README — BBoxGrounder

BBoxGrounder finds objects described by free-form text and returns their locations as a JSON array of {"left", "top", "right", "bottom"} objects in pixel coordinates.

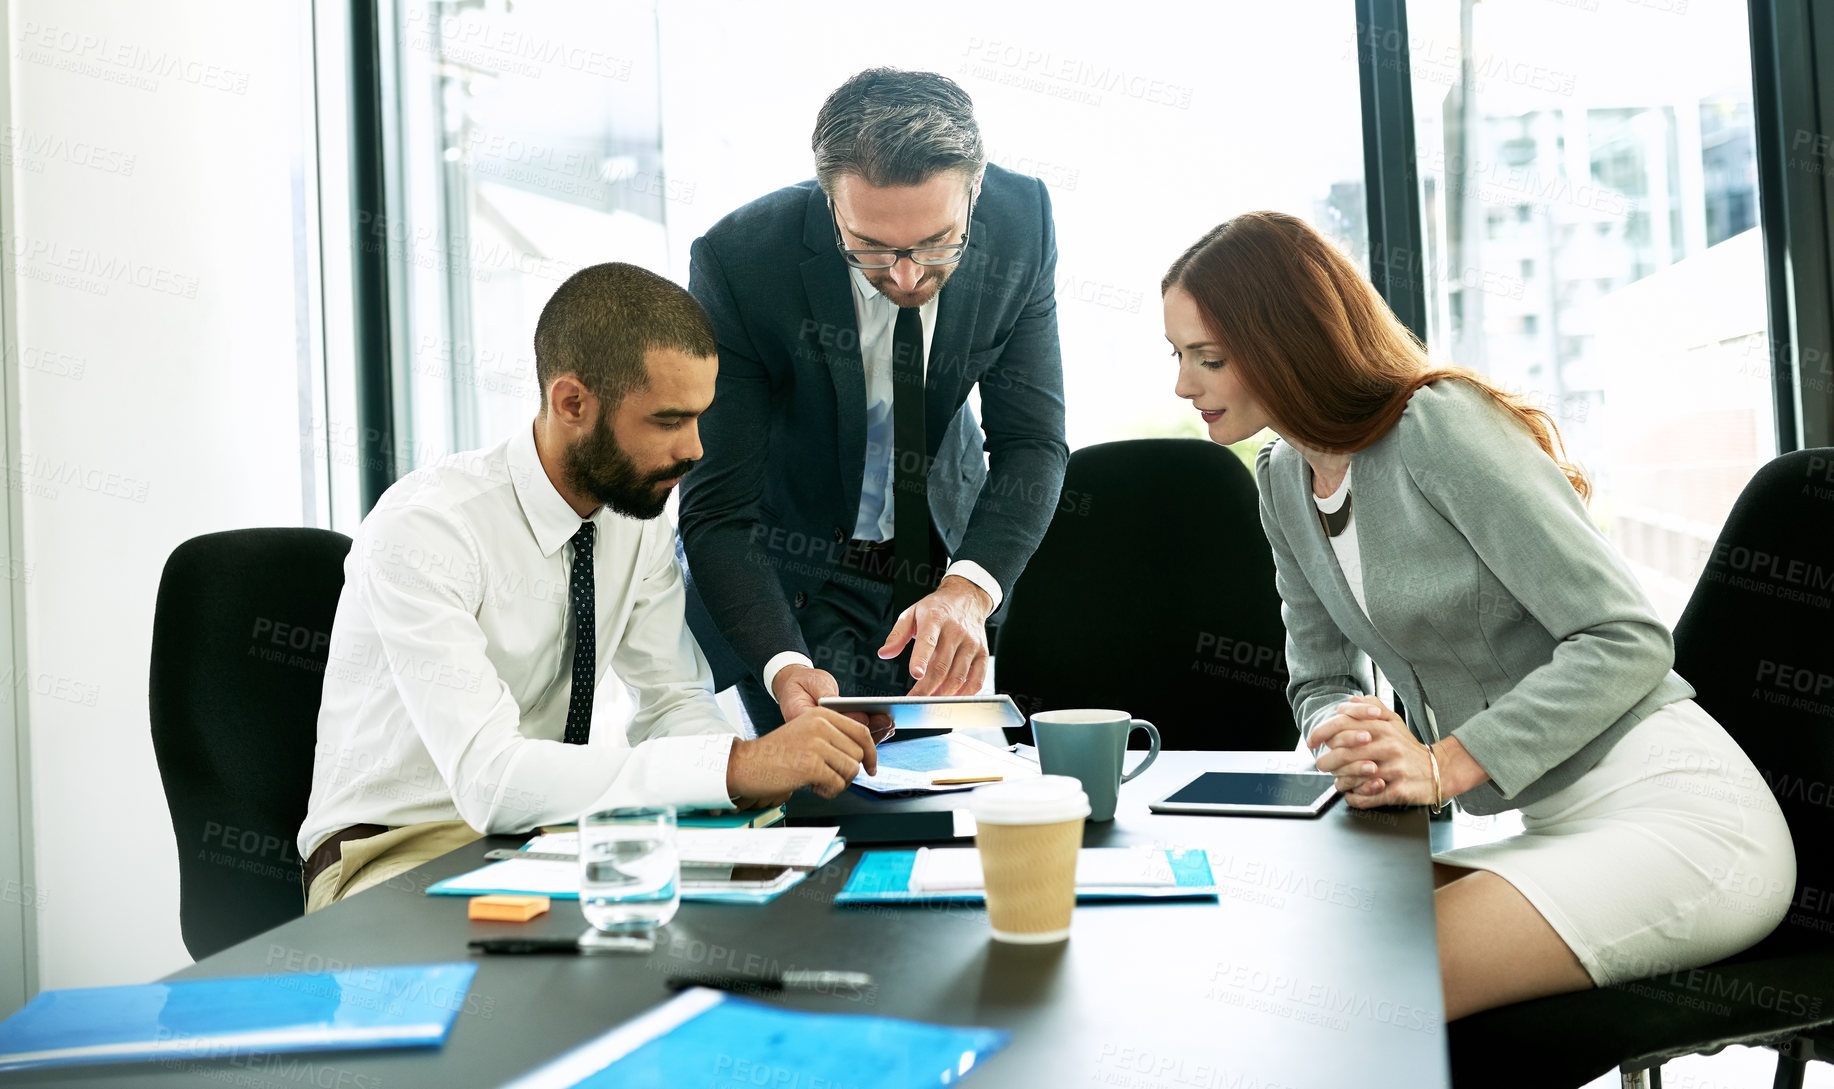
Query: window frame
[
  {"left": 1748, "top": 0, "right": 1834, "bottom": 450},
  {"left": 1354, "top": 0, "right": 1832, "bottom": 455}
]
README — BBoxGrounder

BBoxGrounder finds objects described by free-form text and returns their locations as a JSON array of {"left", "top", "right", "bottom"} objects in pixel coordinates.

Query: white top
[
  {"left": 1312, "top": 463, "right": 1366, "bottom": 618},
  {"left": 756, "top": 268, "right": 1004, "bottom": 700},
  {"left": 1312, "top": 462, "right": 1438, "bottom": 741},
  {"left": 298, "top": 422, "right": 741, "bottom": 858}
]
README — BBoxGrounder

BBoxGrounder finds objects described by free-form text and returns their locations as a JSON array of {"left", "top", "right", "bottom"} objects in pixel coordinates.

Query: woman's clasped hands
[{"left": 1306, "top": 694, "right": 1438, "bottom": 809}]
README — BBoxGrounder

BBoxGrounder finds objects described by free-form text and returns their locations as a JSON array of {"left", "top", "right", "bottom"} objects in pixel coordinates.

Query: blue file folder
[
  {"left": 500, "top": 987, "right": 1009, "bottom": 1089},
  {"left": 0, "top": 961, "right": 478, "bottom": 1074}
]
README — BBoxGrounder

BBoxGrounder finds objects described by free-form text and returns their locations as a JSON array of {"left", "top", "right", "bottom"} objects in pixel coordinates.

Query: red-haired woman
[{"left": 1163, "top": 211, "right": 1793, "bottom": 1020}]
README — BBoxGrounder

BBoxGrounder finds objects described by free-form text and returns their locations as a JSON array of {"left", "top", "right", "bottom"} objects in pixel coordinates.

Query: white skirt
[{"left": 1433, "top": 698, "right": 1795, "bottom": 987}]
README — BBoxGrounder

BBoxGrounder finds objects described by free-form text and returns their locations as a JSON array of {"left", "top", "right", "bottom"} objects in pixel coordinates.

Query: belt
[{"left": 303, "top": 823, "right": 389, "bottom": 891}]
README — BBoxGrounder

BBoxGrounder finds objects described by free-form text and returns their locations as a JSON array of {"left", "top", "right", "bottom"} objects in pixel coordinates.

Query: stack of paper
[
  {"left": 851, "top": 733, "right": 1041, "bottom": 795},
  {"left": 426, "top": 828, "right": 845, "bottom": 903},
  {"left": 524, "top": 827, "right": 840, "bottom": 868}
]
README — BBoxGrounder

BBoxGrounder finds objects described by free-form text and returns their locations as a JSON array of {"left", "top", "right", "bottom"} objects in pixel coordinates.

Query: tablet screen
[
  {"left": 1160, "top": 772, "right": 1337, "bottom": 808},
  {"left": 819, "top": 696, "right": 1025, "bottom": 730}
]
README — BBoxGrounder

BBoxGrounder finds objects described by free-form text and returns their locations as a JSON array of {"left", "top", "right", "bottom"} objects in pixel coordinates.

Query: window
[
  {"left": 388, "top": 0, "right": 669, "bottom": 459},
  {"left": 383, "top": 0, "right": 1369, "bottom": 459},
  {"left": 1405, "top": 0, "right": 1773, "bottom": 623}
]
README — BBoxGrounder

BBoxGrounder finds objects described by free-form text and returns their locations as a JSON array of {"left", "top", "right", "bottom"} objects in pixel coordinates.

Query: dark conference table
[{"left": 17, "top": 751, "right": 1450, "bottom": 1089}]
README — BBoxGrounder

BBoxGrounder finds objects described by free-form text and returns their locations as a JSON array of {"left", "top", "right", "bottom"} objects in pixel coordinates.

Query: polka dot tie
[{"left": 562, "top": 521, "right": 595, "bottom": 745}]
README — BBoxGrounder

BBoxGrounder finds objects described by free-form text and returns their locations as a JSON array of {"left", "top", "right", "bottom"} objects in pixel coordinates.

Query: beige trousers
[{"left": 302, "top": 820, "right": 483, "bottom": 913}]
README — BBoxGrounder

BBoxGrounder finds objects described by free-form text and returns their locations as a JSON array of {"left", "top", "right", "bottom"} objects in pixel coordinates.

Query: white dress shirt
[
  {"left": 758, "top": 270, "right": 1004, "bottom": 699},
  {"left": 299, "top": 422, "right": 740, "bottom": 858},
  {"left": 850, "top": 267, "right": 939, "bottom": 543}
]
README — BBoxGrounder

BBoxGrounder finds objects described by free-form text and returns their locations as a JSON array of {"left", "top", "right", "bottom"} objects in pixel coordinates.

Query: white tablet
[
  {"left": 817, "top": 694, "right": 1025, "bottom": 730},
  {"left": 1148, "top": 772, "right": 1340, "bottom": 818}
]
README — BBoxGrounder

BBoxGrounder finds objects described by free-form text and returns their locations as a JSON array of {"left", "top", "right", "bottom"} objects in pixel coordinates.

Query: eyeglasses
[{"left": 829, "top": 195, "right": 975, "bottom": 269}]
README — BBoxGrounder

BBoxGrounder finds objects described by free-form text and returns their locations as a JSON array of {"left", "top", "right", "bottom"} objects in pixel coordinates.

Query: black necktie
[
  {"left": 891, "top": 305, "right": 929, "bottom": 614},
  {"left": 563, "top": 521, "right": 595, "bottom": 745}
]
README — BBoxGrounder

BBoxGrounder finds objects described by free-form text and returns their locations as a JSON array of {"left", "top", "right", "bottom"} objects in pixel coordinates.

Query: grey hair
[
  {"left": 812, "top": 68, "right": 984, "bottom": 194},
  {"left": 533, "top": 262, "right": 714, "bottom": 411}
]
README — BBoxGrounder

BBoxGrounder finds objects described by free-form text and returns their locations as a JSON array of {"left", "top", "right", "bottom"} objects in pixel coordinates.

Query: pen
[
  {"left": 469, "top": 938, "right": 583, "bottom": 955},
  {"left": 666, "top": 971, "right": 874, "bottom": 993}
]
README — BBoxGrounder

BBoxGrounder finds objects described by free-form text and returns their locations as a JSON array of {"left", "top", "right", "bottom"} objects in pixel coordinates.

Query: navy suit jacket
[{"left": 678, "top": 164, "right": 1069, "bottom": 686}]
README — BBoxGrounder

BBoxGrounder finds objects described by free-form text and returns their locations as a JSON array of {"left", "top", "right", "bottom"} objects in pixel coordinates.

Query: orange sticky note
[{"left": 468, "top": 894, "right": 550, "bottom": 922}]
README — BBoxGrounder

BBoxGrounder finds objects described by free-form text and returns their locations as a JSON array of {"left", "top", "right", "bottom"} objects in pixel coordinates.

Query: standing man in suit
[{"left": 679, "top": 68, "right": 1068, "bottom": 732}]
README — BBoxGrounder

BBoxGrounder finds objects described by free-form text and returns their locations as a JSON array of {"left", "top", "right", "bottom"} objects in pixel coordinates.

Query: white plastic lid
[{"left": 969, "top": 774, "right": 1091, "bottom": 825}]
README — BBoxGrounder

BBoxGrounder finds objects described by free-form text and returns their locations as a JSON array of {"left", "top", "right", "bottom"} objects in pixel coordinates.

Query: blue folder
[
  {"left": 500, "top": 987, "right": 1009, "bottom": 1089},
  {"left": 833, "top": 848, "right": 1218, "bottom": 905},
  {"left": 0, "top": 962, "right": 478, "bottom": 1074}
]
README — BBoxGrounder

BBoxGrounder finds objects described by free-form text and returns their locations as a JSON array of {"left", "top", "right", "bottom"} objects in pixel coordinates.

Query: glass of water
[{"left": 579, "top": 806, "right": 679, "bottom": 942}]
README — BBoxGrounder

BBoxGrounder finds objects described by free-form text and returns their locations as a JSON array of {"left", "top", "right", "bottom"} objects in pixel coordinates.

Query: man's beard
[
  {"left": 561, "top": 416, "right": 694, "bottom": 520},
  {"left": 865, "top": 261, "right": 958, "bottom": 308}
]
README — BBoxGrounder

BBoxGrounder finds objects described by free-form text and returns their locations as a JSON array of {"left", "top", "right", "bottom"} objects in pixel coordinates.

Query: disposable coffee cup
[{"left": 968, "top": 775, "right": 1090, "bottom": 944}]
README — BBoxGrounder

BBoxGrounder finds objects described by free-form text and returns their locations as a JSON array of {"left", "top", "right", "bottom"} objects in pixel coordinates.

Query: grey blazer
[{"left": 1255, "top": 379, "right": 1694, "bottom": 815}]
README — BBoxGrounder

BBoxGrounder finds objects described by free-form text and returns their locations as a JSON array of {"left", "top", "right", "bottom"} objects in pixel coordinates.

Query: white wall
[{"left": 8, "top": 0, "right": 314, "bottom": 990}]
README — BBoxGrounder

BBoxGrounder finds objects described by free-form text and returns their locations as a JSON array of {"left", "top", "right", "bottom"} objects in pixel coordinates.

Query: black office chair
[
  {"left": 994, "top": 438, "right": 1295, "bottom": 750},
  {"left": 1447, "top": 447, "right": 1834, "bottom": 1088},
  {"left": 149, "top": 528, "right": 351, "bottom": 960}
]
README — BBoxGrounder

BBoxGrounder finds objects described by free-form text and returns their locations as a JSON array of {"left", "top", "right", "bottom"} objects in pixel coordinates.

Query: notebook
[
  {"left": 678, "top": 805, "right": 785, "bottom": 829},
  {"left": 539, "top": 804, "right": 785, "bottom": 835},
  {"left": 526, "top": 827, "right": 842, "bottom": 868},
  {"left": 0, "top": 962, "right": 478, "bottom": 1074},
  {"left": 834, "top": 847, "right": 1218, "bottom": 905},
  {"left": 498, "top": 987, "right": 1008, "bottom": 1089},
  {"left": 426, "top": 835, "right": 846, "bottom": 904}
]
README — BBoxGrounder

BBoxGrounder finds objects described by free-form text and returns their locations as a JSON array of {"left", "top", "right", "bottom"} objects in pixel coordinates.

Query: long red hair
[{"left": 1163, "top": 211, "right": 1589, "bottom": 500}]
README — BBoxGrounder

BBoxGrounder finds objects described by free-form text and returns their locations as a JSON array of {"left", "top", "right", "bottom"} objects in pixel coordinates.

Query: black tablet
[{"left": 1147, "top": 772, "right": 1340, "bottom": 818}]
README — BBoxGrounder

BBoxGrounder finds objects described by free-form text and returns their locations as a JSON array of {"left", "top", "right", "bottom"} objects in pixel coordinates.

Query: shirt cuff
[
  {"left": 944, "top": 560, "right": 1003, "bottom": 611},
  {"left": 585, "top": 733, "right": 739, "bottom": 813},
  {"left": 761, "top": 651, "right": 815, "bottom": 704}
]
